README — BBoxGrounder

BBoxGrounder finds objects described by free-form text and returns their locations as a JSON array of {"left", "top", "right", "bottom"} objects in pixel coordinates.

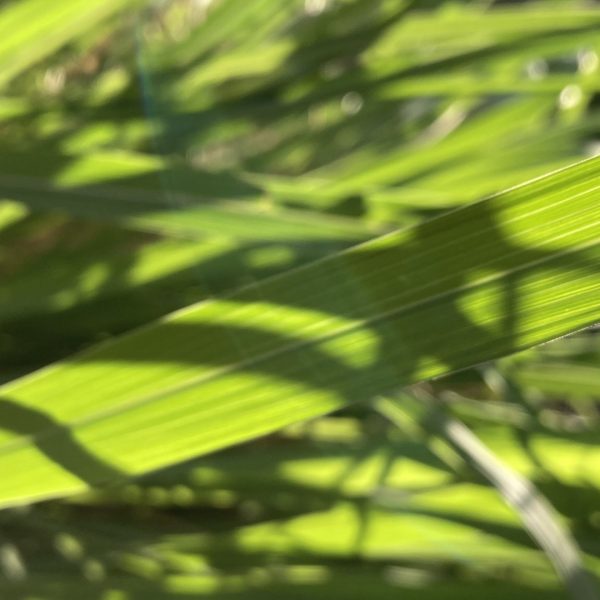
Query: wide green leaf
[{"left": 0, "top": 157, "right": 599, "bottom": 506}]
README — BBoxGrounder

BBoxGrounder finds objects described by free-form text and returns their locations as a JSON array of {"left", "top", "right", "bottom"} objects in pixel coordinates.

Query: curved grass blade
[{"left": 376, "top": 391, "right": 599, "bottom": 600}]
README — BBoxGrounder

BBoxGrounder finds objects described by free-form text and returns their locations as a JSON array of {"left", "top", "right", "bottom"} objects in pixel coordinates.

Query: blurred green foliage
[{"left": 0, "top": 0, "right": 600, "bottom": 598}]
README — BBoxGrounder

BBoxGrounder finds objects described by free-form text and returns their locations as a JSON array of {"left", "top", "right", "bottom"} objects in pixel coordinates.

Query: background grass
[{"left": 0, "top": 0, "right": 600, "bottom": 598}]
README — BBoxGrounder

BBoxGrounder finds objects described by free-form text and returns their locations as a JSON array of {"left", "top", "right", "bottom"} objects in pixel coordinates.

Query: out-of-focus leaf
[
  {"left": 0, "top": 149, "right": 373, "bottom": 242},
  {"left": 0, "top": 0, "right": 142, "bottom": 88}
]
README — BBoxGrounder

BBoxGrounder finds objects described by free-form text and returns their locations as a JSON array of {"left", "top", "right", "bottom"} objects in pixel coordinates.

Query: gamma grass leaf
[
  {"left": 0, "top": 157, "right": 599, "bottom": 506},
  {"left": 0, "top": 149, "right": 372, "bottom": 242}
]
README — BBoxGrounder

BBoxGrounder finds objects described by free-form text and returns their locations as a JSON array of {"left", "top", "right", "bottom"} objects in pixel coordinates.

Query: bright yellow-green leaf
[{"left": 0, "top": 157, "right": 599, "bottom": 507}]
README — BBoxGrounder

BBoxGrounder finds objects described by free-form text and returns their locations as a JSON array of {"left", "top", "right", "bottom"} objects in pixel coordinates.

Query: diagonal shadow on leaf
[{"left": 0, "top": 397, "right": 124, "bottom": 485}]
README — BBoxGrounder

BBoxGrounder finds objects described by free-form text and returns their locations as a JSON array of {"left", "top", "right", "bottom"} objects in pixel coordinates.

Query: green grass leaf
[
  {"left": 0, "top": 0, "right": 141, "bottom": 88},
  {"left": 0, "top": 154, "right": 599, "bottom": 507}
]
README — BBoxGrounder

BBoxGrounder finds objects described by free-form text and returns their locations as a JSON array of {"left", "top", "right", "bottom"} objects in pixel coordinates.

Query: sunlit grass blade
[
  {"left": 0, "top": 157, "right": 599, "bottom": 507},
  {"left": 0, "top": 0, "right": 142, "bottom": 89}
]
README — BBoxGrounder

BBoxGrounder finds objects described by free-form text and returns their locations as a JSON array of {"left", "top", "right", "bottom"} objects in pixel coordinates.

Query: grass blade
[
  {"left": 377, "top": 391, "right": 599, "bottom": 600},
  {"left": 0, "top": 157, "right": 599, "bottom": 506}
]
